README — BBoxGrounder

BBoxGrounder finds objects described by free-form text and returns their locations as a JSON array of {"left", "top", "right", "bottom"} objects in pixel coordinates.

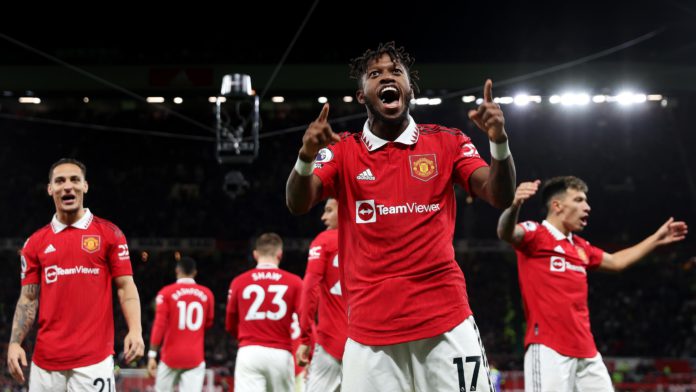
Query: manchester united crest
[
  {"left": 409, "top": 154, "right": 438, "bottom": 182},
  {"left": 575, "top": 246, "right": 588, "bottom": 264},
  {"left": 81, "top": 235, "right": 101, "bottom": 253}
]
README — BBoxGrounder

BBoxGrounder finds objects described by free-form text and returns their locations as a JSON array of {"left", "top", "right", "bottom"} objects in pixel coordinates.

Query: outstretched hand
[
  {"left": 468, "top": 79, "right": 507, "bottom": 143},
  {"left": 299, "top": 103, "right": 341, "bottom": 162},
  {"left": 512, "top": 180, "right": 541, "bottom": 208},
  {"left": 654, "top": 217, "right": 688, "bottom": 246}
]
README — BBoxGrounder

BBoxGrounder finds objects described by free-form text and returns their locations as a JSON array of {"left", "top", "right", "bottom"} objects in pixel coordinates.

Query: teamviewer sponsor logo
[
  {"left": 549, "top": 257, "right": 587, "bottom": 275},
  {"left": 550, "top": 256, "right": 566, "bottom": 272},
  {"left": 44, "top": 264, "right": 101, "bottom": 284},
  {"left": 356, "top": 200, "right": 441, "bottom": 223},
  {"left": 356, "top": 200, "right": 376, "bottom": 224},
  {"left": 45, "top": 266, "right": 59, "bottom": 283},
  {"left": 376, "top": 203, "right": 440, "bottom": 215}
]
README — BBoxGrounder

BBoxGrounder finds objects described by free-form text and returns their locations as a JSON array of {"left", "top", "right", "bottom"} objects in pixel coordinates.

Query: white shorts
[
  {"left": 155, "top": 360, "right": 206, "bottom": 392},
  {"left": 29, "top": 356, "right": 114, "bottom": 392},
  {"left": 342, "top": 316, "right": 493, "bottom": 392},
  {"left": 306, "top": 344, "right": 341, "bottom": 392},
  {"left": 234, "top": 345, "right": 294, "bottom": 392},
  {"left": 524, "top": 343, "right": 613, "bottom": 392}
]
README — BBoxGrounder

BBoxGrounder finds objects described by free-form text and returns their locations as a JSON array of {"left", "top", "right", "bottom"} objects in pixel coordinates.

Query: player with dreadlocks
[{"left": 286, "top": 41, "right": 516, "bottom": 391}]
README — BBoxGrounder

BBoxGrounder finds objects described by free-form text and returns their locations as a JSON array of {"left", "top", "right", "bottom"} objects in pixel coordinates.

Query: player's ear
[
  {"left": 84, "top": 180, "right": 89, "bottom": 194},
  {"left": 252, "top": 250, "right": 259, "bottom": 262},
  {"left": 276, "top": 250, "right": 283, "bottom": 262},
  {"left": 551, "top": 199, "right": 562, "bottom": 214},
  {"left": 356, "top": 89, "right": 365, "bottom": 105},
  {"left": 47, "top": 182, "right": 53, "bottom": 196}
]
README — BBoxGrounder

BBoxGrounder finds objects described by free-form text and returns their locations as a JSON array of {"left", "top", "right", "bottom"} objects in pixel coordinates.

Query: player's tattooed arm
[{"left": 10, "top": 284, "right": 39, "bottom": 344}]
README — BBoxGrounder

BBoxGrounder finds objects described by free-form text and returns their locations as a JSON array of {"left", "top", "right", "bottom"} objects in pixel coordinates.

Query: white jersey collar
[
  {"left": 256, "top": 263, "right": 279, "bottom": 269},
  {"left": 51, "top": 208, "right": 93, "bottom": 233},
  {"left": 176, "top": 278, "right": 196, "bottom": 284},
  {"left": 361, "top": 115, "right": 418, "bottom": 151},
  {"left": 542, "top": 220, "right": 574, "bottom": 244}
]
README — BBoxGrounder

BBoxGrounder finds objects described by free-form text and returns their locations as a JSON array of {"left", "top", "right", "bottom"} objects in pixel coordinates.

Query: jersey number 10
[{"left": 176, "top": 301, "right": 204, "bottom": 331}]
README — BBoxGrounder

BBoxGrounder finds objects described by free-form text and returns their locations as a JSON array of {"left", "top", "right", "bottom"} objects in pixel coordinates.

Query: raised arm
[
  {"left": 497, "top": 180, "right": 541, "bottom": 245},
  {"left": 115, "top": 275, "right": 144, "bottom": 364},
  {"left": 599, "top": 217, "right": 688, "bottom": 272},
  {"left": 286, "top": 103, "right": 340, "bottom": 215},
  {"left": 7, "top": 284, "right": 39, "bottom": 383},
  {"left": 468, "top": 80, "right": 516, "bottom": 209}
]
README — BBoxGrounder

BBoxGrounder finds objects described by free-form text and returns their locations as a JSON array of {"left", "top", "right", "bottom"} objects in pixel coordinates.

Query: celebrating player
[{"left": 7, "top": 158, "right": 144, "bottom": 389}]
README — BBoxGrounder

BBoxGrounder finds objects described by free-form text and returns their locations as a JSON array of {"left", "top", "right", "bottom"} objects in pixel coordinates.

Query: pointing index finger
[
  {"left": 484, "top": 79, "right": 493, "bottom": 103},
  {"left": 317, "top": 103, "right": 330, "bottom": 122}
]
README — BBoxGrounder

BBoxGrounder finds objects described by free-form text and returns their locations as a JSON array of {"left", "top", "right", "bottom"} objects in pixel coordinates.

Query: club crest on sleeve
[
  {"left": 81, "top": 235, "right": 101, "bottom": 253},
  {"left": 409, "top": 154, "right": 438, "bottom": 182},
  {"left": 308, "top": 246, "right": 322, "bottom": 260},
  {"left": 461, "top": 143, "right": 480, "bottom": 158},
  {"left": 522, "top": 221, "right": 538, "bottom": 232},
  {"left": 314, "top": 148, "right": 334, "bottom": 168},
  {"left": 20, "top": 255, "right": 27, "bottom": 279}
]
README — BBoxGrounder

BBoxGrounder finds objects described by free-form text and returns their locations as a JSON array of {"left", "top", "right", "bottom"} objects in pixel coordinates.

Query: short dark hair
[
  {"left": 349, "top": 41, "right": 419, "bottom": 93},
  {"left": 49, "top": 158, "right": 87, "bottom": 182},
  {"left": 541, "top": 176, "right": 589, "bottom": 211},
  {"left": 254, "top": 233, "right": 283, "bottom": 256},
  {"left": 176, "top": 256, "right": 197, "bottom": 275}
]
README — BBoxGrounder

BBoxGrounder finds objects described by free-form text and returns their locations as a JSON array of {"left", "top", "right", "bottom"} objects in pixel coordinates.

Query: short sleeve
[
  {"left": 21, "top": 236, "right": 40, "bottom": 285},
  {"left": 107, "top": 225, "right": 133, "bottom": 277},
  {"left": 452, "top": 132, "right": 489, "bottom": 194},
  {"left": 584, "top": 242, "right": 605, "bottom": 270},
  {"left": 513, "top": 221, "right": 541, "bottom": 255},
  {"left": 313, "top": 140, "right": 344, "bottom": 200}
]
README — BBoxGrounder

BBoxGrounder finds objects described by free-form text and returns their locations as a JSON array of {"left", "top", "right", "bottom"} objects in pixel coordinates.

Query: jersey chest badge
[
  {"left": 409, "top": 154, "right": 438, "bottom": 182},
  {"left": 82, "top": 235, "right": 101, "bottom": 253},
  {"left": 575, "top": 246, "right": 588, "bottom": 264}
]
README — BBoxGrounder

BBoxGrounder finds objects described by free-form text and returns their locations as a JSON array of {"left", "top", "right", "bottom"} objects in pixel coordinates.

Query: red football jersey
[
  {"left": 20, "top": 210, "right": 133, "bottom": 370},
  {"left": 150, "top": 278, "right": 214, "bottom": 369},
  {"left": 514, "top": 220, "right": 604, "bottom": 358},
  {"left": 313, "top": 119, "right": 489, "bottom": 345},
  {"left": 299, "top": 229, "right": 347, "bottom": 361},
  {"left": 226, "top": 264, "right": 302, "bottom": 352}
]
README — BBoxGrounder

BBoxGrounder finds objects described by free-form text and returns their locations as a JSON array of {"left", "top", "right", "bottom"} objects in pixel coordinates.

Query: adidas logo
[
  {"left": 44, "top": 244, "right": 56, "bottom": 254},
  {"left": 356, "top": 168, "right": 376, "bottom": 181}
]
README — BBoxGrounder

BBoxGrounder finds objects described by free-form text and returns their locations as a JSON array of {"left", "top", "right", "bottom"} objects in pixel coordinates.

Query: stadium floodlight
[
  {"left": 514, "top": 94, "right": 530, "bottom": 106},
  {"left": 215, "top": 73, "right": 260, "bottom": 164},
  {"left": 428, "top": 98, "right": 442, "bottom": 105}
]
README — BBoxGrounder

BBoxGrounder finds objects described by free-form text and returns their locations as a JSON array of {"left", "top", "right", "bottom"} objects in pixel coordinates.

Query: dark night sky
[{"left": 2, "top": 0, "right": 695, "bottom": 66}]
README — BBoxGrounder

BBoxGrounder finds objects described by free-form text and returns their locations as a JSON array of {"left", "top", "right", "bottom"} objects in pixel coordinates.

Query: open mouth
[
  {"left": 379, "top": 86, "right": 401, "bottom": 109},
  {"left": 580, "top": 216, "right": 588, "bottom": 226},
  {"left": 61, "top": 194, "right": 76, "bottom": 204}
]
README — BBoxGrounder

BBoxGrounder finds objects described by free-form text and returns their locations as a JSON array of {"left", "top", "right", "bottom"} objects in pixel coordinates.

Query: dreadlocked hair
[{"left": 349, "top": 41, "right": 419, "bottom": 93}]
